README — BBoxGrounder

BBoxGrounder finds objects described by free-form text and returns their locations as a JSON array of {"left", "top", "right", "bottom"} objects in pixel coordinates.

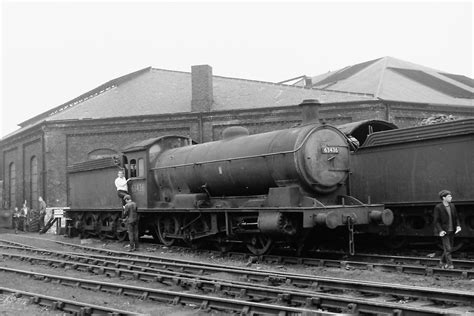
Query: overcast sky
[{"left": 1, "top": 1, "right": 472, "bottom": 137}]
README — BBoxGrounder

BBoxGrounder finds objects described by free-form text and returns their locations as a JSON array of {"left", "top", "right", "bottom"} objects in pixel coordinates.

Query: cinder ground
[{"left": 0, "top": 228, "right": 472, "bottom": 315}]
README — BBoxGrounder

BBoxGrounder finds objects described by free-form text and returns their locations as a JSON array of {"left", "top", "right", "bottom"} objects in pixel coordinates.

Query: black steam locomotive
[{"left": 65, "top": 100, "right": 393, "bottom": 255}]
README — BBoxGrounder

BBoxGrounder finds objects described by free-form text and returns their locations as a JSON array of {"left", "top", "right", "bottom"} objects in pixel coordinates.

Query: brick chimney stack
[{"left": 191, "top": 65, "right": 213, "bottom": 112}]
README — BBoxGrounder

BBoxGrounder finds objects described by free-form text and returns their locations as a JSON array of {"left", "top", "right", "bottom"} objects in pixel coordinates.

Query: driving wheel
[
  {"left": 246, "top": 234, "right": 273, "bottom": 255},
  {"left": 156, "top": 216, "right": 180, "bottom": 247}
]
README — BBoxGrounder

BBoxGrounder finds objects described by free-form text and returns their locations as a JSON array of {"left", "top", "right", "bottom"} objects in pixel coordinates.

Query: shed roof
[
  {"left": 44, "top": 68, "right": 374, "bottom": 122},
  {"left": 294, "top": 56, "right": 473, "bottom": 107},
  {"left": 3, "top": 67, "right": 375, "bottom": 139}
]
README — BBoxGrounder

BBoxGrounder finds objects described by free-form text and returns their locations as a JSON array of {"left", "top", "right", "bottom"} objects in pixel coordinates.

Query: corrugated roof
[{"left": 293, "top": 57, "right": 474, "bottom": 107}]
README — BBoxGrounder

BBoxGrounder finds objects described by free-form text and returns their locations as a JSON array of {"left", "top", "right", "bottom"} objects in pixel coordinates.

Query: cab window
[
  {"left": 137, "top": 158, "right": 144, "bottom": 177},
  {"left": 129, "top": 159, "right": 137, "bottom": 177}
]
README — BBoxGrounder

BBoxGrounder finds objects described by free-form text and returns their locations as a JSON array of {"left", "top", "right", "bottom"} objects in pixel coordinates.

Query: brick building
[{"left": 1, "top": 58, "right": 473, "bottom": 211}]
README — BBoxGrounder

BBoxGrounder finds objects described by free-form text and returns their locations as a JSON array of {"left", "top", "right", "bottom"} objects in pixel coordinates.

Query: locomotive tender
[
  {"left": 350, "top": 118, "right": 474, "bottom": 249},
  {"left": 66, "top": 100, "right": 393, "bottom": 255}
]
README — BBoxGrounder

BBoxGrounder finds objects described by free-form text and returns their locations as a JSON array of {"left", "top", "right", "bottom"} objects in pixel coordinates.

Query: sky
[{"left": 1, "top": 1, "right": 472, "bottom": 138}]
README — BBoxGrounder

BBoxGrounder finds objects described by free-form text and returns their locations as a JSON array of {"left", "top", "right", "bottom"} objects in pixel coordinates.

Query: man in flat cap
[
  {"left": 433, "top": 190, "right": 461, "bottom": 269},
  {"left": 122, "top": 195, "right": 139, "bottom": 252}
]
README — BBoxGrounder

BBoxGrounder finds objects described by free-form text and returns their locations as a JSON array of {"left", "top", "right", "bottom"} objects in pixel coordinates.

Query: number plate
[{"left": 322, "top": 147, "right": 339, "bottom": 154}]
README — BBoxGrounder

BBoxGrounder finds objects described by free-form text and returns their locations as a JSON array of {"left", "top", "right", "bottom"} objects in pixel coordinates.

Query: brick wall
[
  {"left": 65, "top": 122, "right": 194, "bottom": 166},
  {"left": 0, "top": 130, "right": 43, "bottom": 209},
  {"left": 384, "top": 101, "right": 474, "bottom": 128}
]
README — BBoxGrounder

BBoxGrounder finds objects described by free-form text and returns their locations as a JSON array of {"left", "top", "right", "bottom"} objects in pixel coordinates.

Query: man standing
[
  {"left": 12, "top": 207, "right": 20, "bottom": 234},
  {"left": 38, "top": 196, "right": 47, "bottom": 232},
  {"left": 123, "top": 195, "right": 139, "bottom": 252},
  {"left": 115, "top": 170, "right": 131, "bottom": 207},
  {"left": 21, "top": 200, "right": 29, "bottom": 232},
  {"left": 433, "top": 190, "right": 462, "bottom": 269}
]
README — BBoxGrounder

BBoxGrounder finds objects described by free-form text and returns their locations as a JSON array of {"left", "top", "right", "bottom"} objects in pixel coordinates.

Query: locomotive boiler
[{"left": 65, "top": 100, "right": 393, "bottom": 255}]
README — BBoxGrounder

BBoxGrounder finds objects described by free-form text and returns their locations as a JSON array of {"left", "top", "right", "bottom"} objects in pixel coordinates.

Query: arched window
[
  {"left": 30, "top": 156, "right": 39, "bottom": 209},
  {"left": 9, "top": 162, "right": 16, "bottom": 208}
]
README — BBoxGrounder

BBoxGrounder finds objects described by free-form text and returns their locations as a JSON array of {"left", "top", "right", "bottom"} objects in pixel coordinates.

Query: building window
[
  {"left": 30, "top": 156, "right": 39, "bottom": 209},
  {"left": 137, "top": 158, "right": 144, "bottom": 177},
  {"left": 9, "top": 162, "right": 16, "bottom": 208}
]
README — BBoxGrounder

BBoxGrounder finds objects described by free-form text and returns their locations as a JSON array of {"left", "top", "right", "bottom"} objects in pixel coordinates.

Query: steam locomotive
[{"left": 65, "top": 99, "right": 393, "bottom": 255}]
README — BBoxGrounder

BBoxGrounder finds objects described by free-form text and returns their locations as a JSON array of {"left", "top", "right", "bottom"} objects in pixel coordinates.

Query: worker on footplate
[
  {"left": 433, "top": 190, "right": 461, "bottom": 269},
  {"left": 123, "top": 195, "right": 139, "bottom": 252},
  {"left": 115, "top": 170, "right": 131, "bottom": 208}
]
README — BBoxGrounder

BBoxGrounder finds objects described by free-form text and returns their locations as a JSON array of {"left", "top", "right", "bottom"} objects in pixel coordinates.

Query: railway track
[
  {"left": 0, "top": 265, "right": 343, "bottom": 316},
  {"left": 3, "top": 236, "right": 473, "bottom": 279},
  {"left": 248, "top": 252, "right": 474, "bottom": 278},
  {"left": 62, "top": 239, "right": 474, "bottom": 279},
  {"left": 0, "top": 238, "right": 472, "bottom": 315},
  {"left": 0, "top": 247, "right": 469, "bottom": 315},
  {"left": 0, "top": 286, "right": 141, "bottom": 315}
]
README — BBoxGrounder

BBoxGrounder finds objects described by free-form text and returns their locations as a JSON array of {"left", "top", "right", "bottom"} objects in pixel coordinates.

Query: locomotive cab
[{"left": 121, "top": 136, "right": 195, "bottom": 208}]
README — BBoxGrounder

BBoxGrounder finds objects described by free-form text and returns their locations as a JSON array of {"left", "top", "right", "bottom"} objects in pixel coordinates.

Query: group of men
[{"left": 12, "top": 196, "right": 47, "bottom": 234}]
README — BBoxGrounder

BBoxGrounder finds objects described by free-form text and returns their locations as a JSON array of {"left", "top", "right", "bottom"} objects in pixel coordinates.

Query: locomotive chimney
[
  {"left": 299, "top": 99, "right": 321, "bottom": 124},
  {"left": 191, "top": 65, "right": 213, "bottom": 112}
]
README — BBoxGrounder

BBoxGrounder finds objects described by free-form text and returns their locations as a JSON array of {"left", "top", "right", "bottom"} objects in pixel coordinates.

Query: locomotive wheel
[
  {"left": 156, "top": 216, "right": 179, "bottom": 247},
  {"left": 83, "top": 213, "right": 101, "bottom": 237},
  {"left": 246, "top": 235, "right": 273, "bottom": 255},
  {"left": 183, "top": 217, "right": 210, "bottom": 249},
  {"left": 116, "top": 230, "right": 128, "bottom": 242},
  {"left": 98, "top": 214, "right": 115, "bottom": 240},
  {"left": 115, "top": 218, "right": 128, "bottom": 241}
]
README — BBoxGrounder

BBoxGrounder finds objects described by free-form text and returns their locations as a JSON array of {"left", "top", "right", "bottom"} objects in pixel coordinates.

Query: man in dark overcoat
[{"left": 433, "top": 190, "right": 462, "bottom": 269}]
